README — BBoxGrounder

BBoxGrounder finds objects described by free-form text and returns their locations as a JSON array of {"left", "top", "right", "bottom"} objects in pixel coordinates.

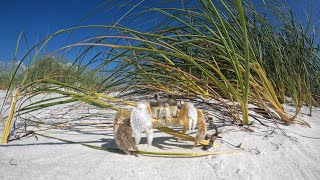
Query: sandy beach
[
  {"left": 1, "top": 91, "right": 320, "bottom": 180},
  {"left": 1, "top": 0, "right": 320, "bottom": 179}
]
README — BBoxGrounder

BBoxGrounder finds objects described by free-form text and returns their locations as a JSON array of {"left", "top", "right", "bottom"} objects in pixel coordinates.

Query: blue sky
[
  {"left": 0, "top": 0, "right": 106, "bottom": 60},
  {"left": 0, "top": 0, "right": 319, "bottom": 61}
]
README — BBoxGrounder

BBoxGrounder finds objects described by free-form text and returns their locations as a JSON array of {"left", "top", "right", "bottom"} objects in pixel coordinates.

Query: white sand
[{"left": 1, "top": 92, "right": 320, "bottom": 180}]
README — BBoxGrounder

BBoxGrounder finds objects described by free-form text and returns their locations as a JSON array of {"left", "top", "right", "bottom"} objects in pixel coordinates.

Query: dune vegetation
[{"left": 1, "top": 0, "right": 319, "bottom": 157}]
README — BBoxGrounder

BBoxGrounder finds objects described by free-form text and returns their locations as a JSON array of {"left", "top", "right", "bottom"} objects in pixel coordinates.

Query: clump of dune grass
[{"left": 1, "top": 0, "right": 319, "bottom": 156}]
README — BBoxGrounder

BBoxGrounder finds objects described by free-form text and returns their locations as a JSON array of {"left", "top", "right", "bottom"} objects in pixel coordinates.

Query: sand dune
[{"left": 1, "top": 92, "right": 320, "bottom": 180}]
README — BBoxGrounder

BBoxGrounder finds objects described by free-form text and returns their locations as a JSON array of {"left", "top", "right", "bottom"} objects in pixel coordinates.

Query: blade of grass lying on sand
[
  {"left": 35, "top": 132, "right": 241, "bottom": 158},
  {"left": 156, "top": 127, "right": 211, "bottom": 146}
]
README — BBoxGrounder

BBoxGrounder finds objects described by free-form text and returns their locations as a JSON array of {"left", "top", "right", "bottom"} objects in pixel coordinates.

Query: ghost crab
[{"left": 114, "top": 94, "right": 207, "bottom": 154}]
